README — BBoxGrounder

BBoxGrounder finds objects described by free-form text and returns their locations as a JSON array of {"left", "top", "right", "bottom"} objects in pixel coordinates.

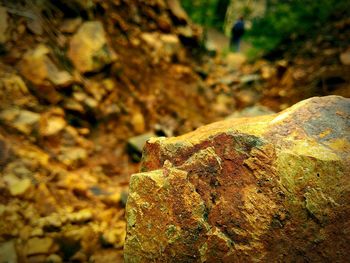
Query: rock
[
  {"left": 58, "top": 147, "right": 88, "bottom": 167},
  {"left": 340, "top": 51, "right": 350, "bottom": 65},
  {"left": 130, "top": 111, "right": 145, "bottom": 134},
  {"left": 127, "top": 133, "right": 156, "bottom": 162},
  {"left": 39, "top": 108, "right": 67, "bottom": 136},
  {"left": 240, "top": 74, "right": 261, "bottom": 85},
  {"left": 25, "top": 237, "right": 56, "bottom": 256},
  {"left": 66, "top": 209, "right": 93, "bottom": 223},
  {"left": 125, "top": 96, "right": 350, "bottom": 262},
  {"left": 101, "top": 221, "right": 126, "bottom": 248},
  {"left": 0, "top": 71, "right": 38, "bottom": 109},
  {"left": 166, "top": 0, "right": 189, "bottom": 23},
  {"left": 0, "top": 108, "right": 40, "bottom": 135},
  {"left": 46, "top": 254, "right": 63, "bottom": 263},
  {"left": 18, "top": 44, "right": 73, "bottom": 87},
  {"left": 68, "top": 21, "right": 117, "bottom": 73},
  {"left": 5, "top": 176, "right": 32, "bottom": 196},
  {"left": 0, "top": 240, "right": 18, "bottom": 263},
  {"left": 60, "top": 18, "right": 82, "bottom": 33}
]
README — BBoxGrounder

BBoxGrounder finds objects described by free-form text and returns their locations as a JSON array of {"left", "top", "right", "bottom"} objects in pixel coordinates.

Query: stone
[
  {"left": 340, "top": 51, "right": 350, "bottom": 65},
  {"left": 125, "top": 96, "right": 350, "bottom": 262},
  {"left": 60, "top": 18, "right": 82, "bottom": 33},
  {"left": 25, "top": 237, "right": 55, "bottom": 256},
  {"left": 6, "top": 177, "right": 32, "bottom": 196},
  {"left": 39, "top": 108, "right": 67, "bottom": 136},
  {"left": 0, "top": 71, "right": 38, "bottom": 109},
  {"left": 68, "top": 21, "right": 117, "bottom": 73},
  {"left": 46, "top": 254, "right": 63, "bottom": 263},
  {"left": 58, "top": 147, "right": 88, "bottom": 167},
  {"left": 130, "top": 111, "right": 145, "bottom": 134},
  {"left": 101, "top": 221, "right": 126, "bottom": 248},
  {"left": 18, "top": 45, "right": 73, "bottom": 87},
  {"left": 66, "top": 209, "right": 93, "bottom": 223},
  {"left": 166, "top": 0, "right": 189, "bottom": 23},
  {"left": 0, "top": 240, "right": 18, "bottom": 263},
  {"left": 0, "top": 109, "right": 40, "bottom": 135},
  {"left": 127, "top": 133, "right": 156, "bottom": 162}
]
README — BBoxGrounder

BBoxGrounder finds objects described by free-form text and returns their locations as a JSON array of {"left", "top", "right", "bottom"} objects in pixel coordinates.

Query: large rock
[
  {"left": 124, "top": 96, "right": 350, "bottom": 262},
  {"left": 68, "top": 21, "right": 117, "bottom": 73}
]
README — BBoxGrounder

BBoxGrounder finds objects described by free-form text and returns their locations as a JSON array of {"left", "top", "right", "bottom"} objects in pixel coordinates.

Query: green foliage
[
  {"left": 180, "top": 0, "right": 230, "bottom": 31},
  {"left": 246, "top": 0, "right": 350, "bottom": 58}
]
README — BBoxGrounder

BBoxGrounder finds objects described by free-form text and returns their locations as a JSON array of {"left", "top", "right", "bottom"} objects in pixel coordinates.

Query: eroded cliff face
[{"left": 124, "top": 96, "right": 350, "bottom": 262}]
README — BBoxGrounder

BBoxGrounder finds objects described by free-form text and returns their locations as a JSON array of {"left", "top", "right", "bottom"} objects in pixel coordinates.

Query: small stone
[
  {"left": 340, "top": 51, "right": 350, "bottom": 65},
  {"left": 127, "top": 133, "right": 156, "bottom": 162},
  {"left": 60, "top": 18, "right": 82, "bottom": 33},
  {"left": 4, "top": 174, "right": 32, "bottom": 196},
  {"left": 9, "top": 178, "right": 31, "bottom": 196},
  {"left": 39, "top": 108, "right": 66, "bottom": 136},
  {"left": 18, "top": 44, "right": 73, "bottom": 87},
  {"left": 167, "top": 0, "right": 189, "bottom": 23},
  {"left": 0, "top": 109, "right": 40, "bottom": 135},
  {"left": 240, "top": 74, "right": 261, "bottom": 84},
  {"left": 130, "top": 112, "right": 145, "bottom": 133},
  {"left": 25, "top": 237, "right": 55, "bottom": 256},
  {"left": 46, "top": 254, "right": 63, "bottom": 263},
  {"left": 102, "top": 221, "right": 126, "bottom": 248},
  {"left": 66, "top": 209, "right": 93, "bottom": 223},
  {"left": 68, "top": 21, "right": 117, "bottom": 73},
  {"left": 58, "top": 147, "right": 88, "bottom": 167}
]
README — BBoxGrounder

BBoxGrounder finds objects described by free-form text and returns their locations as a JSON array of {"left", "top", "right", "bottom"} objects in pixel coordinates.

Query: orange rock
[{"left": 125, "top": 96, "right": 350, "bottom": 262}]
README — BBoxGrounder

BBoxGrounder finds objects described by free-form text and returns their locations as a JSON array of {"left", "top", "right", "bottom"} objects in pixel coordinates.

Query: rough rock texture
[{"left": 124, "top": 96, "right": 350, "bottom": 262}]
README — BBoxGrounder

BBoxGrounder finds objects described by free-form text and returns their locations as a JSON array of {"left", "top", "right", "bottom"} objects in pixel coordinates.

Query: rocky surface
[
  {"left": 0, "top": 0, "right": 349, "bottom": 261},
  {"left": 125, "top": 96, "right": 350, "bottom": 262}
]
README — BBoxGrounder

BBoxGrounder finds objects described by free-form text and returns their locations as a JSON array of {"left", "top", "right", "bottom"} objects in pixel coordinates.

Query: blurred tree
[{"left": 180, "top": 0, "right": 229, "bottom": 31}]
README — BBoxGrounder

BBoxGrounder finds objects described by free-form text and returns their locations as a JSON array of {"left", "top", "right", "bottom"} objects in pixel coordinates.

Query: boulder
[
  {"left": 124, "top": 96, "right": 350, "bottom": 262},
  {"left": 68, "top": 21, "right": 117, "bottom": 73}
]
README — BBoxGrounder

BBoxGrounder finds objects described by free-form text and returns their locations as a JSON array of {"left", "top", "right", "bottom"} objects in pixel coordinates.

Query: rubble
[{"left": 125, "top": 96, "right": 350, "bottom": 262}]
